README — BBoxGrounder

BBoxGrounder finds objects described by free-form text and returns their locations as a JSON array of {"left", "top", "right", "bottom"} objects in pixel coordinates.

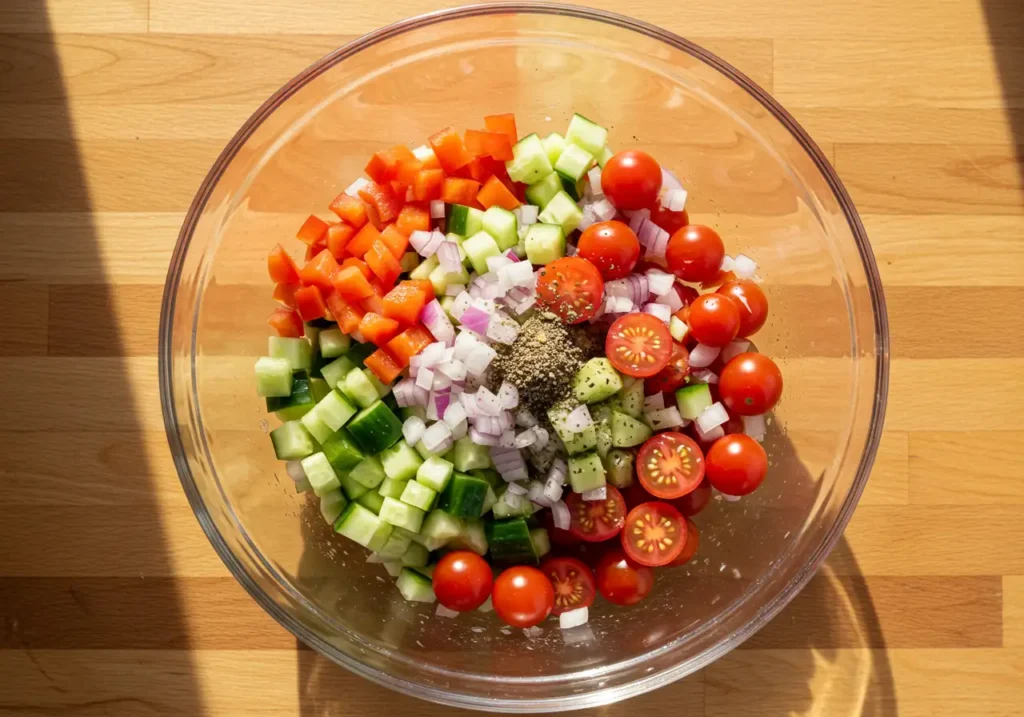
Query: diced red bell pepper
[
  {"left": 379, "top": 224, "right": 410, "bottom": 259},
  {"left": 365, "top": 239, "right": 402, "bottom": 286},
  {"left": 442, "top": 177, "right": 482, "bottom": 205},
  {"left": 331, "top": 265, "right": 376, "bottom": 301},
  {"left": 340, "top": 257, "right": 373, "bottom": 279},
  {"left": 404, "top": 278, "right": 436, "bottom": 302},
  {"left": 361, "top": 277, "right": 388, "bottom": 314},
  {"left": 381, "top": 283, "right": 428, "bottom": 325},
  {"left": 464, "top": 129, "right": 514, "bottom": 161},
  {"left": 299, "top": 249, "right": 339, "bottom": 292},
  {"left": 428, "top": 126, "right": 474, "bottom": 174},
  {"left": 268, "top": 244, "right": 301, "bottom": 285},
  {"left": 273, "top": 282, "right": 299, "bottom": 308},
  {"left": 296, "top": 215, "right": 330, "bottom": 246},
  {"left": 386, "top": 324, "right": 434, "bottom": 367},
  {"left": 484, "top": 113, "right": 518, "bottom": 145},
  {"left": 412, "top": 169, "right": 445, "bottom": 202},
  {"left": 268, "top": 308, "right": 304, "bottom": 338},
  {"left": 294, "top": 285, "right": 328, "bottom": 321},
  {"left": 364, "top": 348, "right": 404, "bottom": 384},
  {"left": 305, "top": 240, "right": 325, "bottom": 262},
  {"left": 358, "top": 182, "right": 403, "bottom": 224},
  {"left": 477, "top": 175, "right": 521, "bottom": 210},
  {"left": 345, "top": 222, "right": 381, "bottom": 259},
  {"left": 329, "top": 193, "right": 368, "bottom": 229},
  {"left": 396, "top": 204, "right": 430, "bottom": 237},
  {"left": 325, "top": 291, "right": 364, "bottom": 334},
  {"left": 395, "top": 157, "right": 422, "bottom": 188},
  {"left": 358, "top": 312, "right": 402, "bottom": 347},
  {"left": 326, "top": 223, "right": 356, "bottom": 259}
]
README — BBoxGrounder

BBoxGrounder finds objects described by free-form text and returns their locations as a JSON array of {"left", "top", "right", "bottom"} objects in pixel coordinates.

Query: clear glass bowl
[{"left": 159, "top": 3, "right": 889, "bottom": 712}]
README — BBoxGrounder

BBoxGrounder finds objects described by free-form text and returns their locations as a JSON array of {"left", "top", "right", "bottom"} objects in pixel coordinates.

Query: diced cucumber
[
  {"left": 482, "top": 206, "right": 518, "bottom": 252},
  {"left": 379, "top": 497, "right": 426, "bottom": 533},
  {"left": 381, "top": 561, "right": 404, "bottom": 577},
  {"left": 566, "top": 113, "right": 608, "bottom": 155},
  {"left": 670, "top": 315, "right": 689, "bottom": 342},
  {"left": 294, "top": 476, "right": 312, "bottom": 494},
  {"left": 319, "top": 490, "right": 348, "bottom": 525},
  {"left": 604, "top": 449, "right": 635, "bottom": 489},
  {"left": 300, "top": 405, "right": 334, "bottom": 444},
  {"left": 560, "top": 175, "right": 585, "bottom": 202},
  {"left": 676, "top": 383, "right": 713, "bottom": 420},
  {"left": 439, "top": 472, "right": 489, "bottom": 518},
  {"left": 334, "top": 502, "right": 393, "bottom": 551},
  {"left": 548, "top": 404, "right": 598, "bottom": 455},
  {"left": 573, "top": 358, "right": 623, "bottom": 404},
  {"left": 529, "top": 527, "right": 551, "bottom": 558},
  {"left": 376, "top": 531, "right": 413, "bottom": 559},
  {"left": 269, "top": 336, "right": 313, "bottom": 372},
  {"left": 396, "top": 567, "right": 435, "bottom": 603},
  {"left": 255, "top": 356, "right": 293, "bottom": 398},
  {"left": 304, "top": 322, "right": 322, "bottom": 347},
  {"left": 321, "top": 428, "right": 365, "bottom": 473},
  {"left": 525, "top": 173, "right": 563, "bottom": 209},
  {"left": 453, "top": 436, "right": 492, "bottom": 472},
  {"left": 597, "top": 145, "right": 614, "bottom": 168},
  {"left": 469, "top": 468, "right": 502, "bottom": 490},
  {"left": 315, "top": 390, "right": 358, "bottom": 432},
  {"left": 270, "top": 421, "right": 317, "bottom": 460},
  {"left": 318, "top": 328, "right": 350, "bottom": 358},
  {"left": 355, "top": 489, "right": 385, "bottom": 514},
  {"left": 267, "top": 372, "right": 316, "bottom": 421},
  {"left": 554, "top": 142, "right": 595, "bottom": 183},
  {"left": 381, "top": 440, "right": 424, "bottom": 482},
  {"left": 346, "top": 400, "right": 403, "bottom": 454},
  {"left": 486, "top": 518, "right": 537, "bottom": 564},
  {"left": 538, "top": 191, "right": 584, "bottom": 234},
  {"left": 414, "top": 564, "right": 436, "bottom": 579},
  {"left": 568, "top": 451, "right": 606, "bottom": 493},
  {"left": 450, "top": 518, "right": 488, "bottom": 555},
  {"left": 542, "top": 132, "right": 567, "bottom": 166},
  {"left": 611, "top": 411, "right": 652, "bottom": 447},
  {"left": 618, "top": 379, "right": 645, "bottom": 419},
  {"left": 300, "top": 452, "right": 341, "bottom": 496},
  {"left": 595, "top": 417, "right": 612, "bottom": 459},
  {"left": 345, "top": 341, "right": 377, "bottom": 368},
  {"left": 446, "top": 203, "right": 485, "bottom": 236},
  {"left": 348, "top": 454, "right": 387, "bottom": 489},
  {"left": 310, "top": 378, "right": 331, "bottom": 402},
  {"left": 400, "top": 251, "right": 420, "bottom": 272},
  {"left": 482, "top": 485, "right": 498, "bottom": 515},
  {"left": 506, "top": 133, "right": 553, "bottom": 184},
  {"left": 410, "top": 254, "right": 439, "bottom": 281},
  {"left": 416, "top": 455, "right": 454, "bottom": 493},
  {"left": 378, "top": 476, "right": 408, "bottom": 499},
  {"left": 340, "top": 368, "right": 379, "bottom": 409},
  {"left": 320, "top": 355, "right": 357, "bottom": 389},
  {"left": 338, "top": 471, "right": 370, "bottom": 500},
  {"left": 364, "top": 369, "right": 391, "bottom": 397},
  {"left": 491, "top": 485, "right": 534, "bottom": 519},
  {"left": 400, "top": 479, "right": 437, "bottom": 512},
  {"left": 463, "top": 231, "right": 502, "bottom": 275},
  {"left": 420, "top": 509, "right": 463, "bottom": 551},
  {"left": 400, "top": 406, "right": 427, "bottom": 421},
  {"left": 400, "top": 542, "right": 430, "bottom": 567},
  {"left": 524, "top": 223, "right": 566, "bottom": 265},
  {"left": 414, "top": 439, "right": 438, "bottom": 461},
  {"left": 429, "top": 261, "right": 470, "bottom": 296}
]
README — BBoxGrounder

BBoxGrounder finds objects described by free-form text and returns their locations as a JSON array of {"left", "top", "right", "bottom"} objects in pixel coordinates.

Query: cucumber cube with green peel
[
  {"left": 525, "top": 173, "right": 563, "bottom": 209},
  {"left": 676, "top": 383, "right": 714, "bottom": 420},
  {"left": 334, "top": 502, "right": 393, "bottom": 551},
  {"left": 463, "top": 231, "right": 502, "bottom": 275},
  {"left": 381, "top": 440, "right": 424, "bottom": 482},
  {"left": 482, "top": 206, "right": 519, "bottom": 251},
  {"left": 379, "top": 497, "right": 426, "bottom": 533},
  {"left": 270, "top": 421, "right": 317, "bottom": 461},
  {"left": 319, "top": 355, "right": 357, "bottom": 389},
  {"left": 400, "top": 542, "right": 430, "bottom": 568},
  {"left": 347, "top": 454, "right": 387, "bottom": 489},
  {"left": 269, "top": 336, "right": 313, "bottom": 372},
  {"left": 542, "top": 132, "right": 567, "bottom": 166},
  {"left": 378, "top": 476, "right": 409, "bottom": 499},
  {"left": 506, "top": 133, "right": 554, "bottom": 184},
  {"left": 538, "top": 191, "right": 584, "bottom": 234},
  {"left": 565, "top": 113, "right": 609, "bottom": 155},
  {"left": 573, "top": 358, "right": 624, "bottom": 404},
  {"left": 524, "top": 223, "right": 566, "bottom": 266},
  {"left": 255, "top": 356, "right": 293, "bottom": 397},
  {"left": 396, "top": 567, "right": 435, "bottom": 603},
  {"left": 568, "top": 451, "right": 607, "bottom": 493},
  {"left": 338, "top": 471, "right": 369, "bottom": 501},
  {"left": 416, "top": 455, "right": 455, "bottom": 493},
  {"left": 554, "top": 143, "right": 595, "bottom": 183}
]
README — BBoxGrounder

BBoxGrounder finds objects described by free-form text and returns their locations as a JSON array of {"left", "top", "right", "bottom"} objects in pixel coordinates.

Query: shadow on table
[
  {"left": 982, "top": 1, "right": 1024, "bottom": 184},
  {"left": 0, "top": 4, "right": 206, "bottom": 716}
]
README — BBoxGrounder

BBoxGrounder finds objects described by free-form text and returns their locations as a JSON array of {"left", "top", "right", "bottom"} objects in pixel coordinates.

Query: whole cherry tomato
[
  {"left": 718, "top": 280, "right": 769, "bottom": 337},
  {"left": 601, "top": 150, "right": 662, "bottom": 210},
  {"left": 665, "top": 225, "right": 725, "bottom": 283},
  {"left": 577, "top": 220, "right": 641, "bottom": 280}
]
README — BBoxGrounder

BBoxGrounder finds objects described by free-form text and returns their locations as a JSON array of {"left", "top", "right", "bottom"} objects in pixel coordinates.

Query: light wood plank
[
  {"left": 789, "top": 106, "right": 1024, "bottom": 146},
  {"left": 0, "top": 103, "right": 256, "bottom": 140},
  {"left": 0, "top": 0, "right": 149, "bottom": 33},
  {"left": 1006, "top": 576, "right": 1024, "bottom": 648},
  {"left": 910, "top": 432, "right": 1024, "bottom": 505}
]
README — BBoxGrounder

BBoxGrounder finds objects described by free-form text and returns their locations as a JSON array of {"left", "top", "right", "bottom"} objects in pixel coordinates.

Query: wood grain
[{"left": 2, "top": 0, "right": 1023, "bottom": 715}]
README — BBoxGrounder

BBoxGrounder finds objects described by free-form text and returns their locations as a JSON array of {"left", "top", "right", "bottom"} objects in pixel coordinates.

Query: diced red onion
[
  {"left": 464, "top": 343, "right": 497, "bottom": 376},
  {"left": 497, "top": 382, "right": 519, "bottom": 410},
  {"left": 519, "top": 204, "right": 539, "bottom": 225},
  {"left": 459, "top": 391, "right": 478, "bottom": 416},
  {"left": 514, "top": 296, "right": 536, "bottom": 315},
  {"left": 654, "top": 290, "right": 684, "bottom": 312},
  {"left": 720, "top": 339, "right": 751, "bottom": 364},
  {"left": 604, "top": 279, "right": 631, "bottom": 297},
  {"left": 402, "top": 415, "right": 426, "bottom": 445},
  {"left": 419, "top": 342, "right": 445, "bottom": 366},
  {"left": 412, "top": 385, "right": 429, "bottom": 407},
  {"left": 425, "top": 230, "right": 446, "bottom": 257},
  {"left": 513, "top": 427, "right": 537, "bottom": 448},
  {"left": 743, "top": 414, "right": 766, "bottom": 440},
  {"left": 285, "top": 460, "right": 306, "bottom": 483},
  {"left": 503, "top": 490, "right": 526, "bottom": 510},
  {"left": 644, "top": 393, "right": 665, "bottom": 412},
  {"left": 646, "top": 406, "right": 685, "bottom": 430},
  {"left": 543, "top": 475, "right": 564, "bottom": 504},
  {"left": 429, "top": 199, "right": 446, "bottom": 219},
  {"left": 689, "top": 343, "right": 721, "bottom": 368},
  {"left": 577, "top": 205, "right": 598, "bottom": 232},
  {"left": 499, "top": 411, "right": 515, "bottom": 431},
  {"left": 661, "top": 169, "right": 683, "bottom": 193},
  {"left": 548, "top": 458, "right": 567, "bottom": 485},
  {"left": 393, "top": 378, "right": 416, "bottom": 407},
  {"left": 422, "top": 420, "right": 452, "bottom": 453},
  {"left": 587, "top": 166, "right": 603, "bottom": 193},
  {"left": 498, "top": 261, "right": 534, "bottom": 287},
  {"left": 350, "top": 328, "right": 366, "bottom": 344},
  {"left": 504, "top": 250, "right": 521, "bottom": 264},
  {"left": 559, "top": 606, "right": 589, "bottom": 630},
  {"left": 486, "top": 316, "right": 520, "bottom": 345},
  {"left": 506, "top": 481, "right": 528, "bottom": 495},
  {"left": 604, "top": 295, "right": 633, "bottom": 314},
  {"left": 649, "top": 227, "right": 671, "bottom": 258},
  {"left": 450, "top": 291, "right": 472, "bottom": 320},
  {"left": 475, "top": 386, "right": 501, "bottom": 416},
  {"left": 516, "top": 408, "right": 537, "bottom": 428},
  {"left": 551, "top": 500, "right": 570, "bottom": 530},
  {"left": 690, "top": 368, "right": 719, "bottom": 384},
  {"left": 638, "top": 218, "right": 660, "bottom": 248},
  {"left": 582, "top": 486, "right": 606, "bottom": 501},
  {"left": 438, "top": 360, "right": 467, "bottom": 381},
  {"left": 409, "top": 230, "right": 434, "bottom": 254},
  {"left": 533, "top": 426, "right": 550, "bottom": 449},
  {"left": 437, "top": 241, "right": 462, "bottom": 274},
  {"left": 415, "top": 368, "right": 434, "bottom": 391},
  {"left": 420, "top": 299, "right": 455, "bottom": 344},
  {"left": 591, "top": 198, "right": 616, "bottom": 222},
  {"left": 443, "top": 401, "right": 467, "bottom": 428},
  {"left": 451, "top": 419, "right": 468, "bottom": 440},
  {"left": 719, "top": 255, "right": 735, "bottom": 273},
  {"left": 664, "top": 188, "right": 688, "bottom": 212},
  {"left": 696, "top": 402, "right": 729, "bottom": 434},
  {"left": 498, "top": 465, "right": 528, "bottom": 483},
  {"left": 528, "top": 480, "right": 551, "bottom": 506},
  {"left": 627, "top": 208, "right": 650, "bottom": 234},
  {"left": 734, "top": 254, "right": 757, "bottom": 279},
  {"left": 475, "top": 416, "right": 502, "bottom": 435},
  {"left": 500, "top": 430, "right": 516, "bottom": 447},
  {"left": 646, "top": 270, "right": 675, "bottom": 296},
  {"left": 643, "top": 302, "right": 671, "bottom": 324},
  {"left": 345, "top": 178, "right": 369, "bottom": 197},
  {"left": 434, "top": 394, "right": 455, "bottom": 421},
  {"left": 459, "top": 306, "right": 491, "bottom": 335},
  {"left": 695, "top": 423, "right": 724, "bottom": 442},
  {"left": 486, "top": 255, "right": 513, "bottom": 274},
  {"left": 564, "top": 404, "right": 593, "bottom": 434}
]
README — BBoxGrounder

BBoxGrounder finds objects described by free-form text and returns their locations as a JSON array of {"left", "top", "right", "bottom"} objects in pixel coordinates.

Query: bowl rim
[{"left": 159, "top": 2, "right": 890, "bottom": 711}]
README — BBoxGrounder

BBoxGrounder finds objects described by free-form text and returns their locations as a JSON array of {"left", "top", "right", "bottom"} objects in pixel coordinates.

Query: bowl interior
[{"left": 163, "top": 5, "right": 886, "bottom": 710}]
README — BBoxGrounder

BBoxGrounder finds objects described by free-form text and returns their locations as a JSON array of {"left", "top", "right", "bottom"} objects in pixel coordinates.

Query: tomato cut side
[
  {"left": 541, "top": 557, "right": 597, "bottom": 615},
  {"left": 565, "top": 484, "right": 627, "bottom": 542},
  {"left": 637, "top": 432, "right": 705, "bottom": 499},
  {"left": 605, "top": 313, "right": 673, "bottom": 378},
  {"left": 536, "top": 257, "right": 605, "bottom": 324},
  {"left": 622, "top": 501, "right": 686, "bottom": 567}
]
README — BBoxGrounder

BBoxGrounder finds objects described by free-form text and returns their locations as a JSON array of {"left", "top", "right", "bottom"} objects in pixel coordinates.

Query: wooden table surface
[{"left": 2, "top": 1, "right": 1024, "bottom": 715}]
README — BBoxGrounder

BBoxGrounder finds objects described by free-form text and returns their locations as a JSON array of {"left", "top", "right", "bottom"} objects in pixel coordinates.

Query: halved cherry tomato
[
  {"left": 637, "top": 432, "right": 705, "bottom": 499},
  {"left": 622, "top": 501, "right": 686, "bottom": 567},
  {"left": 605, "top": 313, "right": 672, "bottom": 378},
  {"left": 595, "top": 549, "right": 654, "bottom": 606},
  {"left": 601, "top": 150, "right": 662, "bottom": 210},
  {"left": 267, "top": 307, "right": 303, "bottom": 338},
  {"left": 687, "top": 293, "right": 741, "bottom": 347},
  {"left": 536, "top": 257, "right": 604, "bottom": 324},
  {"left": 541, "top": 556, "right": 596, "bottom": 615},
  {"left": 672, "top": 478, "right": 712, "bottom": 516},
  {"left": 577, "top": 220, "right": 641, "bottom": 280},
  {"left": 565, "top": 484, "right": 627, "bottom": 542},
  {"left": 643, "top": 341, "right": 690, "bottom": 395},
  {"left": 491, "top": 566, "right": 554, "bottom": 628},
  {"left": 268, "top": 244, "right": 301, "bottom": 285},
  {"left": 649, "top": 203, "right": 690, "bottom": 235},
  {"left": 718, "top": 352, "right": 783, "bottom": 415},
  {"left": 433, "top": 550, "right": 493, "bottom": 612},
  {"left": 718, "top": 280, "right": 768, "bottom": 337},
  {"left": 667, "top": 517, "right": 700, "bottom": 567},
  {"left": 705, "top": 434, "right": 768, "bottom": 496},
  {"left": 665, "top": 225, "right": 725, "bottom": 283}
]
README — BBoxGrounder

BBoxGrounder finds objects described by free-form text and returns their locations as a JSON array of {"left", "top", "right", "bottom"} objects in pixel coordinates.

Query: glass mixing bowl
[{"left": 159, "top": 3, "right": 889, "bottom": 711}]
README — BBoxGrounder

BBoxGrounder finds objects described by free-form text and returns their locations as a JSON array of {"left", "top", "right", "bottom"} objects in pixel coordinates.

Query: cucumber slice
[
  {"left": 506, "top": 133, "right": 554, "bottom": 184},
  {"left": 554, "top": 142, "right": 595, "bottom": 183},
  {"left": 396, "top": 567, "right": 436, "bottom": 603},
  {"left": 334, "top": 502, "right": 393, "bottom": 551},
  {"left": 348, "top": 454, "right": 387, "bottom": 489},
  {"left": 270, "top": 421, "right": 316, "bottom": 460},
  {"left": 319, "top": 490, "right": 348, "bottom": 525},
  {"left": 338, "top": 471, "right": 370, "bottom": 500},
  {"left": 346, "top": 400, "right": 402, "bottom": 454},
  {"left": 381, "top": 440, "right": 424, "bottom": 482},
  {"left": 378, "top": 476, "right": 408, "bottom": 499},
  {"left": 340, "top": 368, "right": 380, "bottom": 409},
  {"left": 420, "top": 509, "right": 463, "bottom": 551},
  {"left": 529, "top": 527, "right": 551, "bottom": 558},
  {"left": 486, "top": 518, "right": 537, "bottom": 565},
  {"left": 314, "top": 390, "right": 358, "bottom": 432},
  {"left": 604, "top": 449, "right": 635, "bottom": 489},
  {"left": 568, "top": 451, "right": 606, "bottom": 493},
  {"left": 320, "top": 355, "right": 356, "bottom": 390},
  {"left": 450, "top": 517, "right": 488, "bottom": 555},
  {"left": 482, "top": 206, "right": 518, "bottom": 252},
  {"left": 573, "top": 358, "right": 623, "bottom": 404},
  {"left": 446, "top": 203, "right": 485, "bottom": 236},
  {"left": 318, "top": 328, "right": 350, "bottom": 358},
  {"left": 618, "top": 379, "right": 645, "bottom": 419},
  {"left": 453, "top": 436, "right": 493, "bottom": 472},
  {"left": 321, "top": 428, "right": 365, "bottom": 473},
  {"left": 439, "top": 472, "right": 489, "bottom": 518},
  {"left": 400, "top": 542, "right": 430, "bottom": 567},
  {"left": 597, "top": 145, "right": 614, "bottom": 168},
  {"left": 537, "top": 191, "right": 584, "bottom": 234},
  {"left": 300, "top": 452, "right": 341, "bottom": 496},
  {"left": 524, "top": 223, "right": 566, "bottom": 265},
  {"left": 400, "top": 479, "right": 437, "bottom": 512},
  {"left": 675, "top": 383, "right": 713, "bottom": 420},
  {"left": 269, "top": 336, "right": 313, "bottom": 372},
  {"left": 462, "top": 231, "right": 502, "bottom": 275},
  {"left": 611, "top": 411, "right": 652, "bottom": 447},
  {"left": 416, "top": 455, "right": 455, "bottom": 493},
  {"left": 255, "top": 356, "right": 293, "bottom": 398},
  {"left": 266, "top": 372, "right": 316, "bottom": 421},
  {"left": 566, "top": 113, "right": 608, "bottom": 155},
  {"left": 379, "top": 497, "right": 426, "bottom": 533},
  {"left": 525, "top": 173, "right": 562, "bottom": 209},
  {"left": 410, "top": 254, "right": 439, "bottom": 281},
  {"left": 355, "top": 489, "right": 385, "bottom": 514},
  {"left": 542, "top": 132, "right": 567, "bottom": 166}
]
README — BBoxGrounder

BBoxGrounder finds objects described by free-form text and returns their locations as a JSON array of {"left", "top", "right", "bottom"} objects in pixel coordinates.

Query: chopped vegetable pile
[{"left": 256, "top": 112, "right": 783, "bottom": 631}]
